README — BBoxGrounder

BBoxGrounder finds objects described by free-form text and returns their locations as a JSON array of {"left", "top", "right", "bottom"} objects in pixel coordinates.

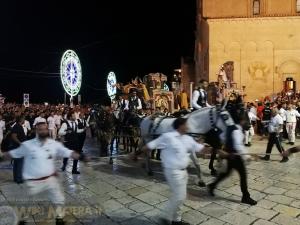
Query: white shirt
[
  {"left": 147, "top": 131, "right": 204, "bottom": 170},
  {"left": 58, "top": 120, "right": 77, "bottom": 136},
  {"left": 232, "top": 125, "right": 248, "bottom": 156},
  {"left": 0, "top": 120, "right": 5, "bottom": 138},
  {"left": 33, "top": 116, "right": 46, "bottom": 126},
  {"left": 279, "top": 108, "right": 286, "bottom": 121},
  {"left": 23, "top": 120, "right": 31, "bottom": 136},
  {"left": 47, "top": 116, "right": 56, "bottom": 130},
  {"left": 192, "top": 89, "right": 210, "bottom": 109},
  {"left": 77, "top": 118, "right": 88, "bottom": 134},
  {"left": 129, "top": 97, "right": 142, "bottom": 110},
  {"left": 9, "top": 138, "right": 73, "bottom": 179},
  {"left": 248, "top": 111, "right": 258, "bottom": 122},
  {"left": 75, "top": 112, "right": 80, "bottom": 120},
  {"left": 249, "top": 106, "right": 257, "bottom": 119},
  {"left": 118, "top": 99, "right": 129, "bottom": 111},
  {"left": 268, "top": 114, "right": 283, "bottom": 133},
  {"left": 285, "top": 109, "right": 300, "bottom": 123},
  {"left": 54, "top": 115, "right": 62, "bottom": 127}
]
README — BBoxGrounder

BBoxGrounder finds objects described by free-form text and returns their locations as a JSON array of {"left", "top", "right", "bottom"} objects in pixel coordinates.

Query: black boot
[
  {"left": 259, "top": 155, "right": 270, "bottom": 161},
  {"left": 19, "top": 221, "right": 26, "bottom": 225},
  {"left": 241, "top": 196, "right": 257, "bottom": 205},
  {"left": 207, "top": 183, "right": 215, "bottom": 197},
  {"left": 172, "top": 221, "right": 191, "bottom": 225},
  {"left": 280, "top": 157, "right": 289, "bottom": 163},
  {"left": 198, "top": 180, "right": 206, "bottom": 187},
  {"left": 56, "top": 218, "right": 65, "bottom": 225},
  {"left": 210, "top": 169, "right": 218, "bottom": 176}
]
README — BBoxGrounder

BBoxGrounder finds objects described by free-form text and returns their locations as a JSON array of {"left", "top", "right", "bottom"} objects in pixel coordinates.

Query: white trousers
[
  {"left": 245, "top": 126, "right": 255, "bottom": 144},
  {"left": 0, "top": 135, "right": 3, "bottom": 149},
  {"left": 48, "top": 128, "right": 57, "bottom": 140},
  {"left": 163, "top": 168, "right": 188, "bottom": 222},
  {"left": 286, "top": 122, "right": 296, "bottom": 143},
  {"left": 26, "top": 176, "right": 65, "bottom": 217}
]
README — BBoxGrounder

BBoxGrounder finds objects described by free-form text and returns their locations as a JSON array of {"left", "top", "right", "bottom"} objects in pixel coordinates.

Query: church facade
[{"left": 195, "top": 0, "right": 300, "bottom": 100}]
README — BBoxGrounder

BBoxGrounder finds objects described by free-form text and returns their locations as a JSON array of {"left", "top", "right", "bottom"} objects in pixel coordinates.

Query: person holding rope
[
  {"left": 207, "top": 109, "right": 257, "bottom": 206},
  {"left": 139, "top": 118, "right": 212, "bottom": 225}
]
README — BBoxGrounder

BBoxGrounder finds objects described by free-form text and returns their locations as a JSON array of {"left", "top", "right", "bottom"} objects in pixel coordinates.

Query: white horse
[{"left": 140, "top": 106, "right": 236, "bottom": 175}]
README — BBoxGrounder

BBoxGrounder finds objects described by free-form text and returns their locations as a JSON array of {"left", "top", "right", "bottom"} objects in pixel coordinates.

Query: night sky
[{"left": 0, "top": 0, "right": 196, "bottom": 103}]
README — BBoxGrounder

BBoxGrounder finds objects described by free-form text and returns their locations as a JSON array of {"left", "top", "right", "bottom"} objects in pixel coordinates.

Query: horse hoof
[
  {"left": 211, "top": 170, "right": 218, "bottom": 177},
  {"left": 147, "top": 171, "right": 154, "bottom": 176},
  {"left": 198, "top": 181, "right": 206, "bottom": 187}
]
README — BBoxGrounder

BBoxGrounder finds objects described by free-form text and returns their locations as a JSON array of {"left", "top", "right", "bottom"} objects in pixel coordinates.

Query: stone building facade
[{"left": 195, "top": 0, "right": 300, "bottom": 100}]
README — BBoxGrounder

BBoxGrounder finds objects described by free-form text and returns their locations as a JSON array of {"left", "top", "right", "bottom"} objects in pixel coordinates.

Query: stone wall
[
  {"left": 208, "top": 16, "right": 300, "bottom": 101},
  {"left": 202, "top": 0, "right": 300, "bottom": 18}
]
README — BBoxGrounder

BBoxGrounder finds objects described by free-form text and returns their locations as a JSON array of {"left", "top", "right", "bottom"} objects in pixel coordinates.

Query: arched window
[
  {"left": 253, "top": 0, "right": 260, "bottom": 15},
  {"left": 297, "top": 0, "right": 300, "bottom": 13}
]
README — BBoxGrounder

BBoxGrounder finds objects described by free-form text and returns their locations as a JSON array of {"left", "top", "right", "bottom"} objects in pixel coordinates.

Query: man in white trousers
[
  {"left": 285, "top": 104, "right": 300, "bottom": 145},
  {"left": 141, "top": 118, "right": 210, "bottom": 225},
  {"left": 3, "top": 122, "right": 86, "bottom": 225}
]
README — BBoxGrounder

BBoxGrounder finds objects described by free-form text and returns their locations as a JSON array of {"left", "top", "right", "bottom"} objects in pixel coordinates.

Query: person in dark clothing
[
  {"left": 208, "top": 112, "right": 257, "bottom": 206},
  {"left": 11, "top": 116, "right": 26, "bottom": 183},
  {"left": 261, "top": 103, "right": 272, "bottom": 137},
  {"left": 77, "top": 113, "right": 88, "bottom": 153},
  {"left": 58, "top": 112, "right": 80, "bottom": 174}
]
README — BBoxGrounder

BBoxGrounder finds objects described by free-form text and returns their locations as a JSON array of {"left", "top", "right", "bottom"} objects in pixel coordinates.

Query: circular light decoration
[
  {"left": 107, "top": 71, "right": 117, "bottom": 99},
  {"left": 60, "top": 50, "right": 82, "bottom": 97}
]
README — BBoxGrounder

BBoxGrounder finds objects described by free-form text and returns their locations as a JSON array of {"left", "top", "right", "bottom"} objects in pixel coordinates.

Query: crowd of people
[
  {"left": 1, "top": 85, "right": 300, "bottom": 225},
  {"left": 0, "top": 103, "right": 90, "bottom": 184}
]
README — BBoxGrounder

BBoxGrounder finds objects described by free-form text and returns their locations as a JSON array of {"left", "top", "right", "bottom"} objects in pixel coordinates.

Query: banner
[{"left": 23, "top": 93, "right": 29, "bottom": 107}]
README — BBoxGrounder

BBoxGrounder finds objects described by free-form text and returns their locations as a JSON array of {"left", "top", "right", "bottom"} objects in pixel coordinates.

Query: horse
[
  {"left": 89, "top": 106, "right": 117, "bottom": 159},
  {"left": 139, "top": 97, "right": 249, "bottom": 175}
]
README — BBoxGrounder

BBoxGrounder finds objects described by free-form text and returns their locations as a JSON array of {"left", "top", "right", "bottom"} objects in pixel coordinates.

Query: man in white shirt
[
  {"left": 54, "top": 111, "right": 63, "bottom": 138},
  {"left": 141, "top": 118, "right": 209, "bottom": 225},
  {"left": 3, "top": 122, "right": 85, "bottom": 225},
  {"left": 23, "top": 119, "right": 31, "bottom": 137},
  {"left": 285, "top": 104, "right": 300, "bottom": 145},
  {"left": 261, "top": 108, "right": 288, "bottom": 162},
  {"left": 0, "top": 114, "right": 5, "bottom": 149},
  {"left": 192, "top": 79, "right": 210, "bottom": 110},
  {"left": 33, "top": 112, "right": 46, "bottom": 127},
  {"left": 245, "top": 111, "right": 259, "bottom": 147},
  {"left": 47, "top": 111, "right": 57, "bottom": 139}
]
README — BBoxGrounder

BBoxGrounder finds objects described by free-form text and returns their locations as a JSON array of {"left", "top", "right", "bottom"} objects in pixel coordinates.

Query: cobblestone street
[{"left": 1, "top": 137, "right": 300, "bottom": 225}]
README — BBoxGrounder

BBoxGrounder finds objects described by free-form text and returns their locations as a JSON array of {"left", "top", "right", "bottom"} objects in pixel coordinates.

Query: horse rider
[{"left": 192, "top": 79, "right": 210, "bottom": 110}]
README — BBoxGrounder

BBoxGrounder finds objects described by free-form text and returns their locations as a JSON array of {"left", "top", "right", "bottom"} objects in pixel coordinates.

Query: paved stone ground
[{"left": 0, "top": 137, "right": 300, "bottom": 225}]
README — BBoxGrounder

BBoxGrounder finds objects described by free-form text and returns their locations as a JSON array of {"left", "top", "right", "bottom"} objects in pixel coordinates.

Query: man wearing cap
[
  {"left": 192, "top": 79, "right": 210, "bottom": 110},
  {"left": 2, "top": 122, "right": 87, "bottom": 225}
]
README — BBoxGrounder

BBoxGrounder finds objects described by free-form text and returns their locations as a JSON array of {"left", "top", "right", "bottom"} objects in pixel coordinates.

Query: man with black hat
[
  {"left": 192, "top": 79, "right": 210, "bottom": 110},
  {"left": 128, "top": 89, "right": 142, "bottom": 111}
]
